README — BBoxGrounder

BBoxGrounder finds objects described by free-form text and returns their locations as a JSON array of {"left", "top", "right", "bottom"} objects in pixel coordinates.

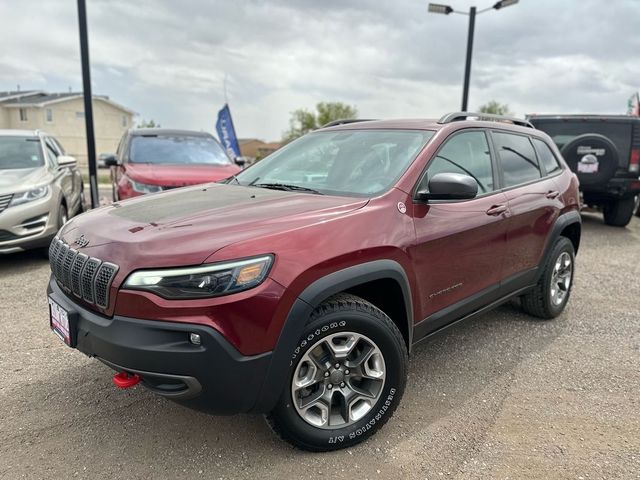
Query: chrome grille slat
[
  {"left": 48, "top": 238, "right": 119, "bottom": 310},
  {"left": 94, "top": 263, "right": 118, "bottom": 308},
  {"left": 70, "top": 253, "right": 88, "bottom": 297},
  {"left": 0, "top": 193, "right": 12, "bottom": 213},
  {"left": 81, "top": 258, "right": 102, "bottom": 304}
]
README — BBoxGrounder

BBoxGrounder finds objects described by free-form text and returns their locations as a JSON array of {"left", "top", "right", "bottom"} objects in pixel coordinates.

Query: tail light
[{"left": 630, "top": 149, "right": 640, "bottom": 174}]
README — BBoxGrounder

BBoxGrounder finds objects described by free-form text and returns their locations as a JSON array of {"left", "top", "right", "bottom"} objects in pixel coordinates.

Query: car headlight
[
  {"left": 128, "top": 178, "right": 163, "bottom": 194},
  {"left": 123, "top": 255, "right": 274, "bottom": 299},
  {"left": 9, "top": 185, "right": 50, "bottom": 207}
]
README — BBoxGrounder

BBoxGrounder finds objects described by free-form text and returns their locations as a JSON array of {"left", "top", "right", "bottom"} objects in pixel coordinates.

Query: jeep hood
[{"left": 60, "top": 183, "right": 368, "bottom": 268}]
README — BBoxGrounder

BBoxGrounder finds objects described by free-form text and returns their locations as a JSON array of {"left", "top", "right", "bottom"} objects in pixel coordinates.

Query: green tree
[
  {"left": 478, "top": 101, "right": 511, "bottom": 116},
  {"left": 138, "top": 119, "right": 161, "bottom": 128},
  {"left": 283, "top": 102, "right": 358, "bottom": 142}
]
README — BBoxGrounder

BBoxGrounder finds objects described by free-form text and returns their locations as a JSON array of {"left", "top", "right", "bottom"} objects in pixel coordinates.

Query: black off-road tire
[
  {"left": 266, "top": 293, "right": 408, "bottom": 452},
  {"left": 521, "top": 237, "right": 575, "bottom": 319},
  {"left": 603, "top": 196, "right": 636, "bottom": 227}
]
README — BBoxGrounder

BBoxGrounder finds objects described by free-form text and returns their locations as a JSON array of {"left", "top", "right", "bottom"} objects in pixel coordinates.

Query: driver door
[{"left": 409, "top": 129, "right": 510, "bottom": 330}]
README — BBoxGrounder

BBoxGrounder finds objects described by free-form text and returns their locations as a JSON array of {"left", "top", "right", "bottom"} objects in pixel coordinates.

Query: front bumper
[
  {"left": 0, "top": 194, "right": 57, "bottom": 254},
  {"left": 47, "top": 277, "right": 273, "bottom": 414}
]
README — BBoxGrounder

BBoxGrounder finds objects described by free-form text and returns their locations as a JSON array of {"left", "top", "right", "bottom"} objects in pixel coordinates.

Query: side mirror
[
  {"left": 234, "top": 157, "right": 247, "bottom": 168},
  {"left": 102, "top": 154, "right": 119, "bottom": 166},
  {"left": 416, "top": 172, "right": 478, "bottom": 201},
  {"left": 57, "top": 155, "right": 77, "bottom": 167}
]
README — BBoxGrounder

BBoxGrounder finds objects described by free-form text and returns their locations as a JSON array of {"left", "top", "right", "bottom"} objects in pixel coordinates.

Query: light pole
[
  {"left": 428, "top": 0, "right": 518, "bottom": 111},
  {"left": 77, "top": 0, "right": 99, "bottom": 209}
]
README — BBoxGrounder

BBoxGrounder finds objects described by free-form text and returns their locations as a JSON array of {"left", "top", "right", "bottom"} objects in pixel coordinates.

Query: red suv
[
  {"left": 47, "top": 113, "right": 581, "bottom": 451},
  {"left": 104, "top": 129, "right": 242, "bottom": 200}
]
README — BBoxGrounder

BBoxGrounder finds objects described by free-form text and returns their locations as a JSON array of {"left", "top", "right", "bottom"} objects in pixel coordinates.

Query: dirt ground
[{"left": 0, "top": 211, "right": 638, "bottom": 479}]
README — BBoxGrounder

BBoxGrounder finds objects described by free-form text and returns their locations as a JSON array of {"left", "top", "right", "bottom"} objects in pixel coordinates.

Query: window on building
[
  {"left": 45, "top": 108, "right": 53, "bottom": 123},
  {"left": 76, "top": 111, "right": 85, "bottom": 119},
  {"left": 19, "top": 108, "right": 28, "bottom": 122}
]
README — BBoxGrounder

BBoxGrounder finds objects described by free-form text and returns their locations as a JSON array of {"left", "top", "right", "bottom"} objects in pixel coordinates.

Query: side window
[
  {"left": 532, "top": 138, "right": 562, "bottom": 176},
  {"left": 493, "top": 131, "right": 541, "bottom": 188},
  {"left": 424, "top": 131, "right": 495, "bottom": 195},
  {"left": 44, "top": 139, "right": 59, "bottom": 168}
]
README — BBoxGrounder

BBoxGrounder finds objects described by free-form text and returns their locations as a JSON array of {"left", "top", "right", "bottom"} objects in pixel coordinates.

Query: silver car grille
[
  {"left": 0, "top": 193, "right": 12, "bottom": 213},
  {"left": 49, "top": 237, "right": 119, "bottom": 309}
]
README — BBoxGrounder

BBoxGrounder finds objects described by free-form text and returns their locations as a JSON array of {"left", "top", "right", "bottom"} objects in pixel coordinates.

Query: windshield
[
  {"left": 129, "top": 135, "right": 231, "bottom": 165},
  {"left": 0, "top": 136, "right": 44, "bottom": 170},
  {"left": 234, "top": 129, "right": 434, "bottom": 196}
]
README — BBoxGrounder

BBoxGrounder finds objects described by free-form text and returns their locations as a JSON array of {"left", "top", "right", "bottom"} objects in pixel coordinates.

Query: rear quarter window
[{"left": 532, "top": 138, "right": 562, "bottom": 175}]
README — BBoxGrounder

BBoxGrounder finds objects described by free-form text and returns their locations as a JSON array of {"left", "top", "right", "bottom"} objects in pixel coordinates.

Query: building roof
[{"left": 0, "top": 91, "right": 135, "bottom": 115}]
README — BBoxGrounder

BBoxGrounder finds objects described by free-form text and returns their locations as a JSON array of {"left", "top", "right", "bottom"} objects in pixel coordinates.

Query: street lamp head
[
  {"left": 493, "top": 0, "right": 518, "bottom": 9},
  {"left": 428, "top": 3, "right": 454, "bottom": 14}
]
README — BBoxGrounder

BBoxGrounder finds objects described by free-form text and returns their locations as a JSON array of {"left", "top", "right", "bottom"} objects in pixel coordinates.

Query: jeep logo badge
[{"left": 74, "top": 234, "right": 89, "bottom": 248}]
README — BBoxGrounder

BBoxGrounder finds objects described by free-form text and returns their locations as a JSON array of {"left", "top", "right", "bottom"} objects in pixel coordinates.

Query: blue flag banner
[{"left": 216, "top": 104, "right": 241, "bottom": 159}]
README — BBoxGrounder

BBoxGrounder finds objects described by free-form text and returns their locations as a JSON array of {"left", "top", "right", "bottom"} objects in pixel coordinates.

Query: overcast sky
[{"left": 1, "top": 0, "right": 639, "bottom": 141}]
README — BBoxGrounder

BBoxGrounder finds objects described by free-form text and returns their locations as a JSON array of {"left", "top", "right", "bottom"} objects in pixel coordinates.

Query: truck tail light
[{"left": 630, "top": 148, "right": 640, "bottom": 174}]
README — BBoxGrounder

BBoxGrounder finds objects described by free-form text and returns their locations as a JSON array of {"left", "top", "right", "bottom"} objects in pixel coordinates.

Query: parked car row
[{"left": 0, "top": 130, "right": 84, "bottom": 254}]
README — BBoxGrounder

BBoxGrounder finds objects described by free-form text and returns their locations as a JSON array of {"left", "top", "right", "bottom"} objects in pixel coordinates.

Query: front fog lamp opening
[
  {"left": 123, "top": 255, "right": 273, "bottom": 299},
  {"left": 189, "top": 333, "right": 201, "bottom": 345}
]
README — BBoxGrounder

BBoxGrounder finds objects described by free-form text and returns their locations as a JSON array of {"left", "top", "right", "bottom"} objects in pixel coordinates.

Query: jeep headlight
[
  {"left": 9, "top": 185, "right": 50, "bottom": 207},
  {"left": 123, "top": 255, "right": 273, "bottom": 299}
]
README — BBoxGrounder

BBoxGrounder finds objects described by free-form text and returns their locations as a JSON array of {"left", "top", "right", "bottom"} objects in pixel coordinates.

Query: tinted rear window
[
  {"left": 530, "top": 120, "right": 632, "bottom": 167},
  {"left": 129, "top": 135, "right": 231, "bottom": 165},
  {"left": 493, "top": 132, "right": 541, "bottom": 188}
]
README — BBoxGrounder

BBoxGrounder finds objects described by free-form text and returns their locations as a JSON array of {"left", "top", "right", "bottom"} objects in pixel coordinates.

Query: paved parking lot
[{"left": 0, "top": 212, "right": 638, "bottom": 479}]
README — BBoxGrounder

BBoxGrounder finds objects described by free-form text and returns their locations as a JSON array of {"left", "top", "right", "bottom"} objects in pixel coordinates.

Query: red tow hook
[{"left": 112, "top": 371, "right": 141, "bottom": 389}]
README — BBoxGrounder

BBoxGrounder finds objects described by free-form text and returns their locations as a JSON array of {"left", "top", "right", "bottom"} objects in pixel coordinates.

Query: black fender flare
[
  {"left": 251, "top": 259, "right": 413, "bottom": 413},
  {"left": 537, "top": 209, "right": 581, "bottom": 280}
]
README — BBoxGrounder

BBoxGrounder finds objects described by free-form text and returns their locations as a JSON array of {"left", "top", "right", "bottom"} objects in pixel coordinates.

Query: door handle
[
  {"left": 546, "top": 190, "right": 560, "bottom": 199},
  {"left": 486, "top": 204, "right": 508, "bottom": 216}
]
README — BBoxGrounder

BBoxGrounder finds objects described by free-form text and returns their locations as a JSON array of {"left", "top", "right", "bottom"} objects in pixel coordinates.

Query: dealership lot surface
[{"left": 0, "top": 212, "right": 638, "bottom": 479}]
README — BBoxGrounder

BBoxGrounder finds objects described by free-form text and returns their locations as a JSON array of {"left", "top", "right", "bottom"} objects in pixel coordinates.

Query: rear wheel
[
  {"left": 266, "top": 294, "right": 407, "bottom": 451},
  {"left": 603, "top": 196, "right": 635, "bottom": 227},
  {"left": 521, "top": 237, "right": 575, "bottom": 319}
]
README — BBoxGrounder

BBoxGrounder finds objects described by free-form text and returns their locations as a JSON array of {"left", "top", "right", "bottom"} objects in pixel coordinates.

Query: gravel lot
[{"left": 0, "top": 211, "right": 638, "bottom": 479}]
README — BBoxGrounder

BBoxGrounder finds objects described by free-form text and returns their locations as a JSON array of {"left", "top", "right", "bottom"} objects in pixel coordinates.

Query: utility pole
[{"left": 461, "top": 7, "right": 476, "bottom": 111}]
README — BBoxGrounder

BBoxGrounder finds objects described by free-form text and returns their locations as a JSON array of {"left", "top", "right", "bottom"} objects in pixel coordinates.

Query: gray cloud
[{"left": 1, "top": 0, "right": 639, "bottom": 140}]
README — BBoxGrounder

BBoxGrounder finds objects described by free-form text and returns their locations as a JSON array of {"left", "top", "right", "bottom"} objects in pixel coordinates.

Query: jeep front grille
[{"left": 49, "top": 238, "right": 119, "bottom": 309}]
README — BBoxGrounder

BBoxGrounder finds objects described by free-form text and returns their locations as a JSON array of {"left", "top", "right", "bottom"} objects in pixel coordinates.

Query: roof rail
[
  {"left": 320, "top": 118, "right": 376, "bottom": 128},
  {"left": 438, "top": 112, "right": 534, "bottom": 129}
]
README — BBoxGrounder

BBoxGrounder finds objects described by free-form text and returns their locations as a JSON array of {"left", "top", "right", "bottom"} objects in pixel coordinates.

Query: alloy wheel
[
  {"left": 291, "top": 331, "right": 386, "bottom": 429},
  {"left": 550, "top": 251, "right": 572, "bottom": 306}
]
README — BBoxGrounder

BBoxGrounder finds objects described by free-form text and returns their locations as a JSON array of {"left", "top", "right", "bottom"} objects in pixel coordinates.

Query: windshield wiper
[{"left": 252, "top": 183, "right": 324, "bottom": 195}]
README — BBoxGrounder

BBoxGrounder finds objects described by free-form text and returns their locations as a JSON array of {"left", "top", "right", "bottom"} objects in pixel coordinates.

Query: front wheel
[{"left": 266, "top": 294, "right": 407, "bottom": 451}]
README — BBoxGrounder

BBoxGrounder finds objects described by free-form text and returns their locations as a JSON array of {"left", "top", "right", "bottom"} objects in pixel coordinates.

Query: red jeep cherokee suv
[{"left": 46, "top": 113, "right": 581, "bottom": 451}]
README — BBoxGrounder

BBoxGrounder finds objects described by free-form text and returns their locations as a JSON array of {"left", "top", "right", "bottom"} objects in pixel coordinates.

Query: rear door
[
  {"left": 410, "top": 129, "right": 509, "bottom": 328},
  {"left": 490, "top": 130, "right": 561, "bottom": 283}
]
